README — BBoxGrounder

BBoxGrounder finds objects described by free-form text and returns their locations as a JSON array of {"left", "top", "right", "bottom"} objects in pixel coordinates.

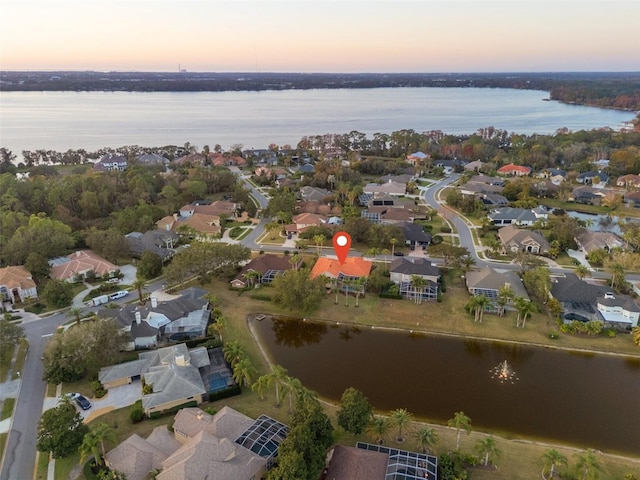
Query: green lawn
[{"left": 1, "top": 398, "right": 15, "bottom": 421}]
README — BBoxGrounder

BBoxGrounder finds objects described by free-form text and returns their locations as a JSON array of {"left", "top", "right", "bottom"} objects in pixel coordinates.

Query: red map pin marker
[{"left": 332, "top": 231, "right": 352, "bottom": 265}]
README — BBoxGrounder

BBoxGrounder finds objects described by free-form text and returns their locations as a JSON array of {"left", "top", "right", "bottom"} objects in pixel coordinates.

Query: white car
[{"left": 109, "top": 290, "right": 128, "bottom": 300}]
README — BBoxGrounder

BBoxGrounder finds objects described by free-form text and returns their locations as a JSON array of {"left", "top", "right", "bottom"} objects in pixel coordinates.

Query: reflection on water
[{"left": 253, "top": 316, "right": 640, "bottom": 455}]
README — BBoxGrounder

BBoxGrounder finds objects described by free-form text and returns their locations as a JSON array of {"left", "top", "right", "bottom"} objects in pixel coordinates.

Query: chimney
[
  {"left": 151, "top": 296, "right": 158, "bottom": 308},
  {"left": 135, "top": 311, "right": 141, "bottom": 325}
]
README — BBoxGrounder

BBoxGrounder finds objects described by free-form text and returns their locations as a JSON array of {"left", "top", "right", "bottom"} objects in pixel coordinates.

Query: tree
[
  {"left": 575, "top": 264, "right": 592, "bottom": 280},
  {"left": 390, "top": 237, "right": 398, "bottom": 257},
  {"left": 268, "top": 364, "right": 289, "bottom": 407},
  {"left": 475, "top": 436, "right": 501, "bottom": 467},
  {"left": 252, "top": 374, "right": 272, "bottom": 401},
  {"left": 522, "top": 266, "right": 551, "bottom": 303},
  {"left": 137, "top": 251, "right": 163, "bottom": 279},
  {"left": 0, "top": 319, "right": 24, "bottom": 364},
  {"left": 222, "top": 340, "right": 245, "bottom": 366},
  {"left": 66, "top": 306, "right": 85, "bottom": 325},
  {"left": 232, "top": 357, "right": 256, "bottom": 389},
  {"left": 574, "top": 449, "right": 601, "bottom": 480},
  {"left": 209, "top": 315, "right": 227, "bottom": 344},
  {"left": 2, "top": 214, "right": 75, "bottom": 265},
  {"left": 367, "top": 415, "right": 391, "bottom": 445},
  {"left": 428, "top": 243, "right": 469, "bottom": 270},
  {"left": 269, "top": 395, "right": 333, "bottom": 480},
  {"left": 414, "top": 426, "right": 439, "bottom": 454},
  {"left": 24, "top": 252, "right": 52, "bottom": 285},
  {"left": 447, "top": 411, "right": 472, "bottom": 451},
  {"left": 84, "top": 227, "right": 129, "bottom": 264},
  {"left": 632, "top": 326, "right": 640, "bottom": 347},
  {"left": 390, "top": 408, "right": 412, "bottom": 443},
  {"left": 80, "top": 422, "right": 116, "bottom": 466},
  {"left": 542, "top": 448, "right": 568, "bottom": 478},
  {"left": 337, "top": 387, "right": 373, "bottom": 435},
  {"left": 496, "top": 285, "right": 514, "bottom": 317},
  {"left": 515, "top": 297, "right": 534, "bottom": 328},
  {"left": 131, "top": 277, "right": 147, "bottom": 305},
  {"left": 313, "top": 234, "right": 326, "bottom": 255},
  {"left": 605, "top": 261, "right": 625, "bottom": 291},
  {"left": 466, "top": 294, "right": 489, "bottom": 323},
  {"left": 272, "top": 268, "right": 327, "bottom": 314},
  {"left": 37, "top": 402, "right": 89, "bottom": 459},
  {"left": 410, "top": 275, "right": 427, "bottom": 305},
  {"left": 42, "top": 279, "right": 74, "bottom": 308}
]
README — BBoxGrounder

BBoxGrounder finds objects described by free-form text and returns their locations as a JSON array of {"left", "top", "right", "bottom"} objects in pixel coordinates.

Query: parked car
[
  {"left": 71, "top": 392, "right": 92, "bottom": 410},
  {"left": 393, "top": 252, "right": 405, "bottom": 256},
  {"left": 109, "top": 290, "right": 129, "bottom": 300}
]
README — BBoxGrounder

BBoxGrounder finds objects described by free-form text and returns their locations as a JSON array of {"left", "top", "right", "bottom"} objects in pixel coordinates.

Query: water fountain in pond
[{"left": 490, "top": 360, "right": 519, "bottom": 384}]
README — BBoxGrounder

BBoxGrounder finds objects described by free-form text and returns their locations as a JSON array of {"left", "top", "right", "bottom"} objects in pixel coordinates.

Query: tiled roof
[
  {"left": 324, "top": 445, "right": 389, "bottom": 480},
  {"left": 106, "top": 433, "right": 168, "bottom": 480},
  {"left": 310, "top": 257, "right": 373, "bottom": 279},
  {"left": 0, "top": 265, "right": 36, "bottom": 290},
  {"left": 49, "top": 250, "right": 118, "bottom": 281}
]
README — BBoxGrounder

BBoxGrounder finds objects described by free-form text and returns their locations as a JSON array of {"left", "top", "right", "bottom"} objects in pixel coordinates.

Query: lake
[
  {"left": 251, "top": 316, "right": 640, "bottom": 456},
  {"left": 0, "top": 88, "right": 635, "bottom": 158}
]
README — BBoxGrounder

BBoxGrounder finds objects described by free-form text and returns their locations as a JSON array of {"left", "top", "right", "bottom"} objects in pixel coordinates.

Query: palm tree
[
  {"left": 414, "top": 426, "right": 439, "bottom": 454},
  {"left": 80, "top": 422, "right": 116, "bottom": 466},
  {"left": 390, "top": 408, "right": 412, "bottom": 442},
  {"left": 515, "top": 297, "right": 534, "bottom": 328},
  {"left": 67, "top": 306, "right": 84, "bottom": 325},
  {"left": 131, "top": 278, "right": 147, "bottom": 305},
  {"left": 289, "top": 252, "right": 301, "bottom": 270},
  {"left": 209, "top": 315, "right": 227, "bottom": 344},
  {"left": 606, "top": 261, "right": 625, "bottom": 291},
  {"left": 575, "top": 264, "right": 591, "bottom": 280},
  {"left": 313, "top": 234, "right": 326, "bottom": 256},
  {"left": 367, "top": 416, "right": 391, "bottom": 445},
  {"left": 542, "top": 448, "right": 568, "bottom": 479},
  {"left": 342, "top": 278, "right": 353, "bottom": 306},
  {"left": 353, "top": 277, "right": 366, "bottom": 307},
  {"left": 265, "top": 221, "right": 281, "bottom": 240},
  {"left": 390, "top": 237, "right": 398, "bottom": 257},
  {"left": 222, "top": 340, "right": 245, "bottom": 366},
  {"left": 460, "top": 255, "right": 476, "bottom": 275},
  {"left": 204, "top": 294, "right": 218, "bottom": 308},
  {"left": 474, "top": 436, "right": 501, "bottom": 467},
  {"left": 447, "top": 411, "right": 472, "bottom": 451},
  {"left": 242, "top": 270, "right": 261, "bottom": 288},
  {"left": 268, "top": 364, "right": 289, "bottom": 407},
  {"left": 232, "top": 357, "right": 256, "bottom": 389},
  {"left": 575, "top": 449, "right": 601, "bottom": 480},
  {"left": 475, "top": 294, "right": 491, "bottom": 322},
  {"left": 496, "top": 285, "right": 514, "bottom": 317},
  {"left": 410, "top": 275, "right": 427, "bottom": 305},
  {"left": 251, "top": 374, "right": 272, "bottom": 401},
  {"left": 466, "top": 295, "right": 482, "bottom": 322}
]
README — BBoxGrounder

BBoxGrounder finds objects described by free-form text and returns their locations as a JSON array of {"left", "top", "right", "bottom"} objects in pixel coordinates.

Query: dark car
[
  {"left": 72, "top": 393, "right": 92, "bottom": 410},
  {"left": 393, "top": 252, "right": 405, "bottom": 256}
]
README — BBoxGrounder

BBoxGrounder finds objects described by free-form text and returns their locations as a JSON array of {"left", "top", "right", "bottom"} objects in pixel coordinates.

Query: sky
[{"left": 1, "top": 0, "right": 639, "bottom": 73}]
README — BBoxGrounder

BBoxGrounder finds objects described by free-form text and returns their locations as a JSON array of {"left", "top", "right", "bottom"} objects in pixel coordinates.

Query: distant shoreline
[{"left": 2, "top": 70, "right": 639, "bottom": 112}]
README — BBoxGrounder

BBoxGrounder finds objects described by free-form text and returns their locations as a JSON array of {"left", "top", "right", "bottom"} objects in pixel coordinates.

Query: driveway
[{"left": 81, "top": 381, "right": 142, "bottom": 422}]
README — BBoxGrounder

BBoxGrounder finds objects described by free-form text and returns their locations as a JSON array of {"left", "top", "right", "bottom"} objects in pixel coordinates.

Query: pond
[{"left": 251, "top": 316, "right": 640, "bottom": 456}]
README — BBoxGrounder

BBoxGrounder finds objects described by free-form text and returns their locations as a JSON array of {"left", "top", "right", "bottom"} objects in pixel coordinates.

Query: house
[
  {"left": 105, "top": 427, "right": 180, "bottom": 480},
  {"left": 434, "top": 159, "right": 467, "bottom": 174},
  {"left": 310, "top": 257, "right": 372, "bottom": 294},
  {"left": 230, "top": 254, "right": 299, "bottom": 288},
  {"left": 570, "top": 186, "right": 606, "bottom": 205},
  {"left": 300, "top": 186, "right": 331, "bottom": 202},
  {"left": 0, "top": 265, "right": 38, "bottom": 305},
  {"left": 297, "top": 163, "right": 315, "bottom": 174},
  {"left": 93, "top": 154, "right": 128, "bottom": 172},
  {"left": 576, "top": 171, "right": 609, "bottom": 187},
  {"left": 97, "top": 287, "right": 210, "bottom": 349},
  {"left": 363, "top": 181, "right": 407, "bottom": 196},
  {"left": 324, "top": 443, "right": 438, "bottom": 480},
  {"left": 137, "top": 153, "right": 170, "bottom": 167},
  {"left": 106, "top": 406, "right": 287, "bottom": 480},
  {"left": 180, "top": 201, "right": 239, "bottom": 218},
  {"left": 49, "top": 250, "right": 118, "bottom": 282},
  {"left": 390, "top": 257, "right": 440, "bottom": 302},
  {"left": 209, "top": 153, "right": 246, "bottom": 167},
  {"left": 126, "top": 230, "right": 179, "bottom": 261},
  {"left": 285, "top": 212, "right": 329, "bottom": 236},
  {"left": 156, "top": 212, "right": 221, "bottom": 240},
  {"left": 624, "top": 191, "right": 640, "bottom": 207},
  {"left": 537, "top": 168, "right": 567, "bottom": 183},
  {"left": 574, "top": 228, "right": 626, "bottom": 254},
  {"left": 497, "top": 163, "right": 531, "bottom": 176},
  {"left": 401, "top": 222, "right": 432, "bottom": 249},
  {"left": 616, "top": 174, "right": 640, "bottom": 189},
  {"left": 596, "top": 293, "right": 640, "bottom": 329},
  {"left": 459, "top": 182, "right": 504, "bottom": 196},
  {"left": 497, "top": 225, "right": 550, "bottom": 255},
  {"left": 466, "top": 267, "right": 529, "bottom": 313},
  {"left": 464, "top": 159, "right": 485, "bottom": 172},
  {"left": 479, "top": 193, "right": 509, "bottom": 206},
  {"left": 380, "top": 173, "right": 413, "bottom": 184},
  {"left": 487, "top": 207, "right": 537, "bottom": 226},
  {"left": 406, "top": 151, "right": 428, "bottom": 166},
  {"left": 549, "top": 273, "right": 610, "bottom": 324},
  {"left": 361, "top": 205, "right": 422, "bottom": 225}
]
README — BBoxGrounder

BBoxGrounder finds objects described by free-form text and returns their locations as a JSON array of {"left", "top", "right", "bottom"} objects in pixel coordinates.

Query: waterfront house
[
  {"left": 406, "top": 151, "right": 428, "bottom": 166},
  {"left": 93, "top": 154, "right": 128, "bottom": 172},
  {"left": 390, "top": 257, "right": 440, "bottom": 302},
  {"left": 574, "top": 228, "right": 626, "bottom": 254},
  {"left": 616, "top": 174, "right": 640, "bottom": 189},
  {"left": 230, "top": 254, "right": 299, "bottom": 288},
  {"left": 466, "top": 267, "right": 529, "bottom": 313},
  {"left": 487, "top": 207, "right": 537, "bottom": 226},
  {"left": 136, "top": 153, "right": 170, "bottom": 167},
  {"left": 576, "top": 171, "right": 609, "bottom": 187},
  {"left": 310, "top": 257, "right": 372, "bottom": 294}
]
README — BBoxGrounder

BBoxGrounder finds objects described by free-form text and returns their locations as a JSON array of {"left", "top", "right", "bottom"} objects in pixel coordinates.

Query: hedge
[{"left": 208, "top": 384, "right": 242, "bottom": 402}]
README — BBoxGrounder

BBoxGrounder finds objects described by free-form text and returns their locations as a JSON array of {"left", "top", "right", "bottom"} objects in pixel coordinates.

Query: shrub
[
  {"left": 440, "top": 226, "right": 452, "bottom": 233},
  {"left": 130, "top": 402, "right": 144, "bottom": 423},
  {"left": 209, "top": 384, "right": 241, "bottom": 402},
  {"left": 547, "top": 331, "right": 559, "bottom": 339},
  {"left": 91, "top": 380, "right": 107, "bottom": 398}
]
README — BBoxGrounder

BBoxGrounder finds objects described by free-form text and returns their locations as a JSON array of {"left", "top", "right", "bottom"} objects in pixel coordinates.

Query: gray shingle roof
[
  {"left": 390, "top": 257, "right": 440, "bottom": 277},
  {"left": 466, "top": 267, "right": 528, "bottom": 299}
]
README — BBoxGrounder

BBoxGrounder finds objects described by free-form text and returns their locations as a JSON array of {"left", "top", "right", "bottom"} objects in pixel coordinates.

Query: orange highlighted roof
[{"left": 310, "top": 257, "right": 372, "bottom": 279}]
